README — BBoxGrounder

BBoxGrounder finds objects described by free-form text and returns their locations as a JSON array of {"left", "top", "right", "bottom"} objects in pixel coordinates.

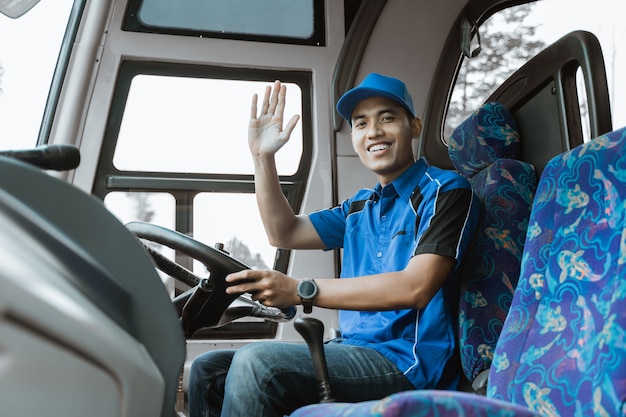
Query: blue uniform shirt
[{"left": 308, "top": 158, "right": 479, "bottom": 389}]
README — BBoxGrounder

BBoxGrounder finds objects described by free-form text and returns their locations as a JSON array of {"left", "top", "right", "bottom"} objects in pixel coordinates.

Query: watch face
[{"left": 298, "top": 279, "right": 317, "bottom": 298}]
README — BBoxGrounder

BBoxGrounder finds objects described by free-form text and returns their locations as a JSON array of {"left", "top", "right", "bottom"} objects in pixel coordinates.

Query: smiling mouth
[{"left": 368, "top": 143, "right": 391, "bottom": 152}]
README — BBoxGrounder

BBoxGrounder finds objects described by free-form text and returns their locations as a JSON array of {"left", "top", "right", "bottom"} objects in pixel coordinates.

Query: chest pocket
[{"left": 344, "top": 199, "right": 418, "bottom": 275}]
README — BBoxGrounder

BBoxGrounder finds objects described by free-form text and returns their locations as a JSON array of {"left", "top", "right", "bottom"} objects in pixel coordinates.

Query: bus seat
[
  {"left": 486, "top": 125, "right": 626, "bottom": 413},
  {"left": 448, "top": 101, "right": 537, "bottom": 393},
  {"left": 291, "top": 126, "right": 626, "bottom": 416}
]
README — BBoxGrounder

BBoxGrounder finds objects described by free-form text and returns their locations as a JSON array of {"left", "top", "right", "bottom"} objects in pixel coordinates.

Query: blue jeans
[{"left": 188, "top": 339, "right": 414, "bottom": 417}]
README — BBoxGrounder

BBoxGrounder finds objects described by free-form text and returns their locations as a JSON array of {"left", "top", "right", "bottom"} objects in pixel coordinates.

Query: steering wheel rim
[
  {"left": 126, "top": 221, "right": 249, "bottom": 275},
  {"left": 139, "top": 241, "right": 202, "bottom": 288},
  {"left": 126, "top": 221, "right": 295, "bottom": 337}
]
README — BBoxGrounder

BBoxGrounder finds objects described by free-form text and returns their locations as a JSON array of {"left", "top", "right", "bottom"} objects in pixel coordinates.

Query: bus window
[
  {"left": 445, "top": 0, "right": 625, "bottom": 142},
  {"left": 123, "top": 0, "right": 325, "bottom": 46},
  {"left": 113, "top": 76, "right": 303, "bottom": 175},
  {"left": 104, "top": 191, "right": 176, "bottom": 229},
  {"left": 444, "top": 3, "right": 546, "bottom": 141},
  {"left": 104, "top": 191, "right": 177, "bottom": 295},
  {"left": 576, "top": 67, "right": 591, "bottom": 142},
  {"left": 193, "top": 192, "right": 273, "bottom": 273},
  {"left": 93, "top": 64, "right": 312, "bottom": 339}
]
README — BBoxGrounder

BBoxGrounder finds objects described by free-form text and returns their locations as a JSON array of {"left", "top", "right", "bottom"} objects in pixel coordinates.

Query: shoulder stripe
[{"left": 348, "top": 199, "right": 368, "bottom": 215}]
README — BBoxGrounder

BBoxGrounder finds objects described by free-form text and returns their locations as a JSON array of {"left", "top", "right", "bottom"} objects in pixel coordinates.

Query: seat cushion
[{"left": 290, "top": 390, "right": 540, "bottom": 417}]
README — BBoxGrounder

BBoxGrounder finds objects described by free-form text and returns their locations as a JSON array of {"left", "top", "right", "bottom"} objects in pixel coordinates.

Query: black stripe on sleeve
[
  {"left": 414, "top": 188, "right": 473, "bottom": 260},
  {"left": 348, "top": 193, "right": 378, "bottom": 215}
]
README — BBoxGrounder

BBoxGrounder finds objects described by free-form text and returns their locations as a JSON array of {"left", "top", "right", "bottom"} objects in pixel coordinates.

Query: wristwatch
[{"left": 297, "top": 278, "right": 318, "bottom": 314}]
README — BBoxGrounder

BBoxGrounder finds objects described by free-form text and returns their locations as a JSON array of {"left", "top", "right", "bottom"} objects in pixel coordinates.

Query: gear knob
[{"left": 294, "top": 316, "right": 335, "bottom": 403}]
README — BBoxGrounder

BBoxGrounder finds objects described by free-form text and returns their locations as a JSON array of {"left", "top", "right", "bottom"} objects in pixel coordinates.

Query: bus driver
[{"left": 188, "top": 73, "right": 480, "bottom": 417}]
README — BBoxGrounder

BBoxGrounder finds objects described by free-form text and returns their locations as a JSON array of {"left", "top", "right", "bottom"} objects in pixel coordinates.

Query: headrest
[{"left": 448, "top": 102, "right": 520, "bottom": 178}]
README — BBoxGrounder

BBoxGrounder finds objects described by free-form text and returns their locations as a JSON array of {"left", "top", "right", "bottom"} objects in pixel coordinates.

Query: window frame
[
  {"left": 93, "top": 61, "right": 313, "bottom": 339},
  {"left": 122, "top": 0, "right": 326, "bottom": 46}
]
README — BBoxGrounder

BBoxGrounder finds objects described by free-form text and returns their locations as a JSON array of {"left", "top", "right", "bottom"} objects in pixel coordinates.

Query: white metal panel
[
  {"left": 0, "top": 211, "right": 165, "bottom": 417},
  {"left": 0, "top": 320, "right": 121, "bottom": 417}
]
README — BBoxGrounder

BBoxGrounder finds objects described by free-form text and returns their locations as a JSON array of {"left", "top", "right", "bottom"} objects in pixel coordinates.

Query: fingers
[
  {"left": 249, "top": 80, "right": 299, "bottom": 145},
  {"left": 226, "top": 269, "right": 256, "bottom": 283},
  {"left": 283, "top": 114, "right": 301, "bottom": 138},
  {"left": 250, "top": 93, "right": 258, "bottom": 120},
  {"left": 225, "top": 270, "right": 259, "bottom": 294},
  {"left": 260, "top": 84, "right": 272, "bottom": 116},
  {"left": 225, "top": 271, "right": 269, "bottom": 304},
  {"left": 253, "top": 80, "right": 286, "bottom": 119},
  {"left": 272, "top": 81, "right": 285, "bottom": 120}
]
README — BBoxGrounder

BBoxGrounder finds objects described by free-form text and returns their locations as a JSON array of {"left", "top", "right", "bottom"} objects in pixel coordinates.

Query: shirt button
[
  {"left": 376, "top": 251, "right": 383, "bottom": 258},
  {"left": 381, "top": 215, "right": 387, "bottom": 221}
]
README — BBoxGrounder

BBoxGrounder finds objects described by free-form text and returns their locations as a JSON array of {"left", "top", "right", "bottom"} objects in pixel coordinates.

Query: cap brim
[{"left": 337, "top": 87, "right": 415, "bottom": 125}]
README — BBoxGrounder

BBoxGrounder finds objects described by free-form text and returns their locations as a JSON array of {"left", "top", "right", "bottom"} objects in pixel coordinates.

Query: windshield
[{"left": 0, "top": 0, "right": 73, "bottom": 150}]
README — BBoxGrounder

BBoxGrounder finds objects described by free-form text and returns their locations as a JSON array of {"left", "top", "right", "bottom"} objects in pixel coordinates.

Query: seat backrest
[
  {"left": 448, "top": 102, "right": 537, "bottom": 392},
  {"left": 487, "top": 127, "right": 626, "bottom": 415}
]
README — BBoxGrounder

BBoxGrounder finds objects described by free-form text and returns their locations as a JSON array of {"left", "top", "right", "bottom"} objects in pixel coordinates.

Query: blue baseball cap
[{"left": 337, "top": 73, "right": 416, "bottom": 125}]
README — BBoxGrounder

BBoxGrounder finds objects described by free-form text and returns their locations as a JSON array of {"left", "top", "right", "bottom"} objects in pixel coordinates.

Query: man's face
[{"left": 350, "top": 97, "right": 422, "bottom": 186}]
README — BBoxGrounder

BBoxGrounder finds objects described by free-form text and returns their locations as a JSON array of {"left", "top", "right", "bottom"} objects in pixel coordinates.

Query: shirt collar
[{"left": 373, "top": 158, "right": 429, "bottom": 201}]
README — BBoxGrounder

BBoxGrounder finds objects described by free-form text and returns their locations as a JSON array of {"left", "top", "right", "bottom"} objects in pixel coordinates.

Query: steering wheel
[{"left": 126, "top": 221, "right": 295, "bottom": 337}]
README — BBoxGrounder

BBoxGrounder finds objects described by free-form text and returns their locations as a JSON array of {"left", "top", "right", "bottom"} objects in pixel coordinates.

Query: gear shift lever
[{"left": 294, "top": 316, "right": 335, "bottom": 403}]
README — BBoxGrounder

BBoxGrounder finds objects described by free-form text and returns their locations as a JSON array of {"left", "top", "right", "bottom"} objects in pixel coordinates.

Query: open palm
[{"left": 249, "top": 80, "right": 300, "bottom": 157}]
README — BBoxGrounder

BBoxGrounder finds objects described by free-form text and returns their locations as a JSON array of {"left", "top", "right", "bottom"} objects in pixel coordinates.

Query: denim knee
[
  {"left": 188, "top": 350, "right": 235, "bottom": 417},
  {"left": 221, "top": 342, "right": 319, "bottom": 417},
  {"left": 227, "top": 342, "right": 278, "bottom": 382}
]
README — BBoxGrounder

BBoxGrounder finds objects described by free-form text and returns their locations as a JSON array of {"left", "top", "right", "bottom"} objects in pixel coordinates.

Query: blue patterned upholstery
[
  {"left": 448, "top": 102, "right": 537, "bottom": 387},
  {"left": 291, "top": 390, "right": 537, "bottom": 417},
  {"left": 487, "top": 126, "right": 626, "bottom": 415},
  {"left": 291, "top": 127, "right": 626, "bottom": 417}
]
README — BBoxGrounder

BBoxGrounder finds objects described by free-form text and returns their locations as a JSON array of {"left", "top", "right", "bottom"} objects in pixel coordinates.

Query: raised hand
[{"left": 248, "top": 80, "right": 300, "bottom": 158}]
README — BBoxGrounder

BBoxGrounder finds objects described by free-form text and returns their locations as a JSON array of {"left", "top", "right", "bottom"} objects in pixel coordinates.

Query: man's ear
[{"left": 411, "top": 117, "right": 423, "bottom": 138}]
